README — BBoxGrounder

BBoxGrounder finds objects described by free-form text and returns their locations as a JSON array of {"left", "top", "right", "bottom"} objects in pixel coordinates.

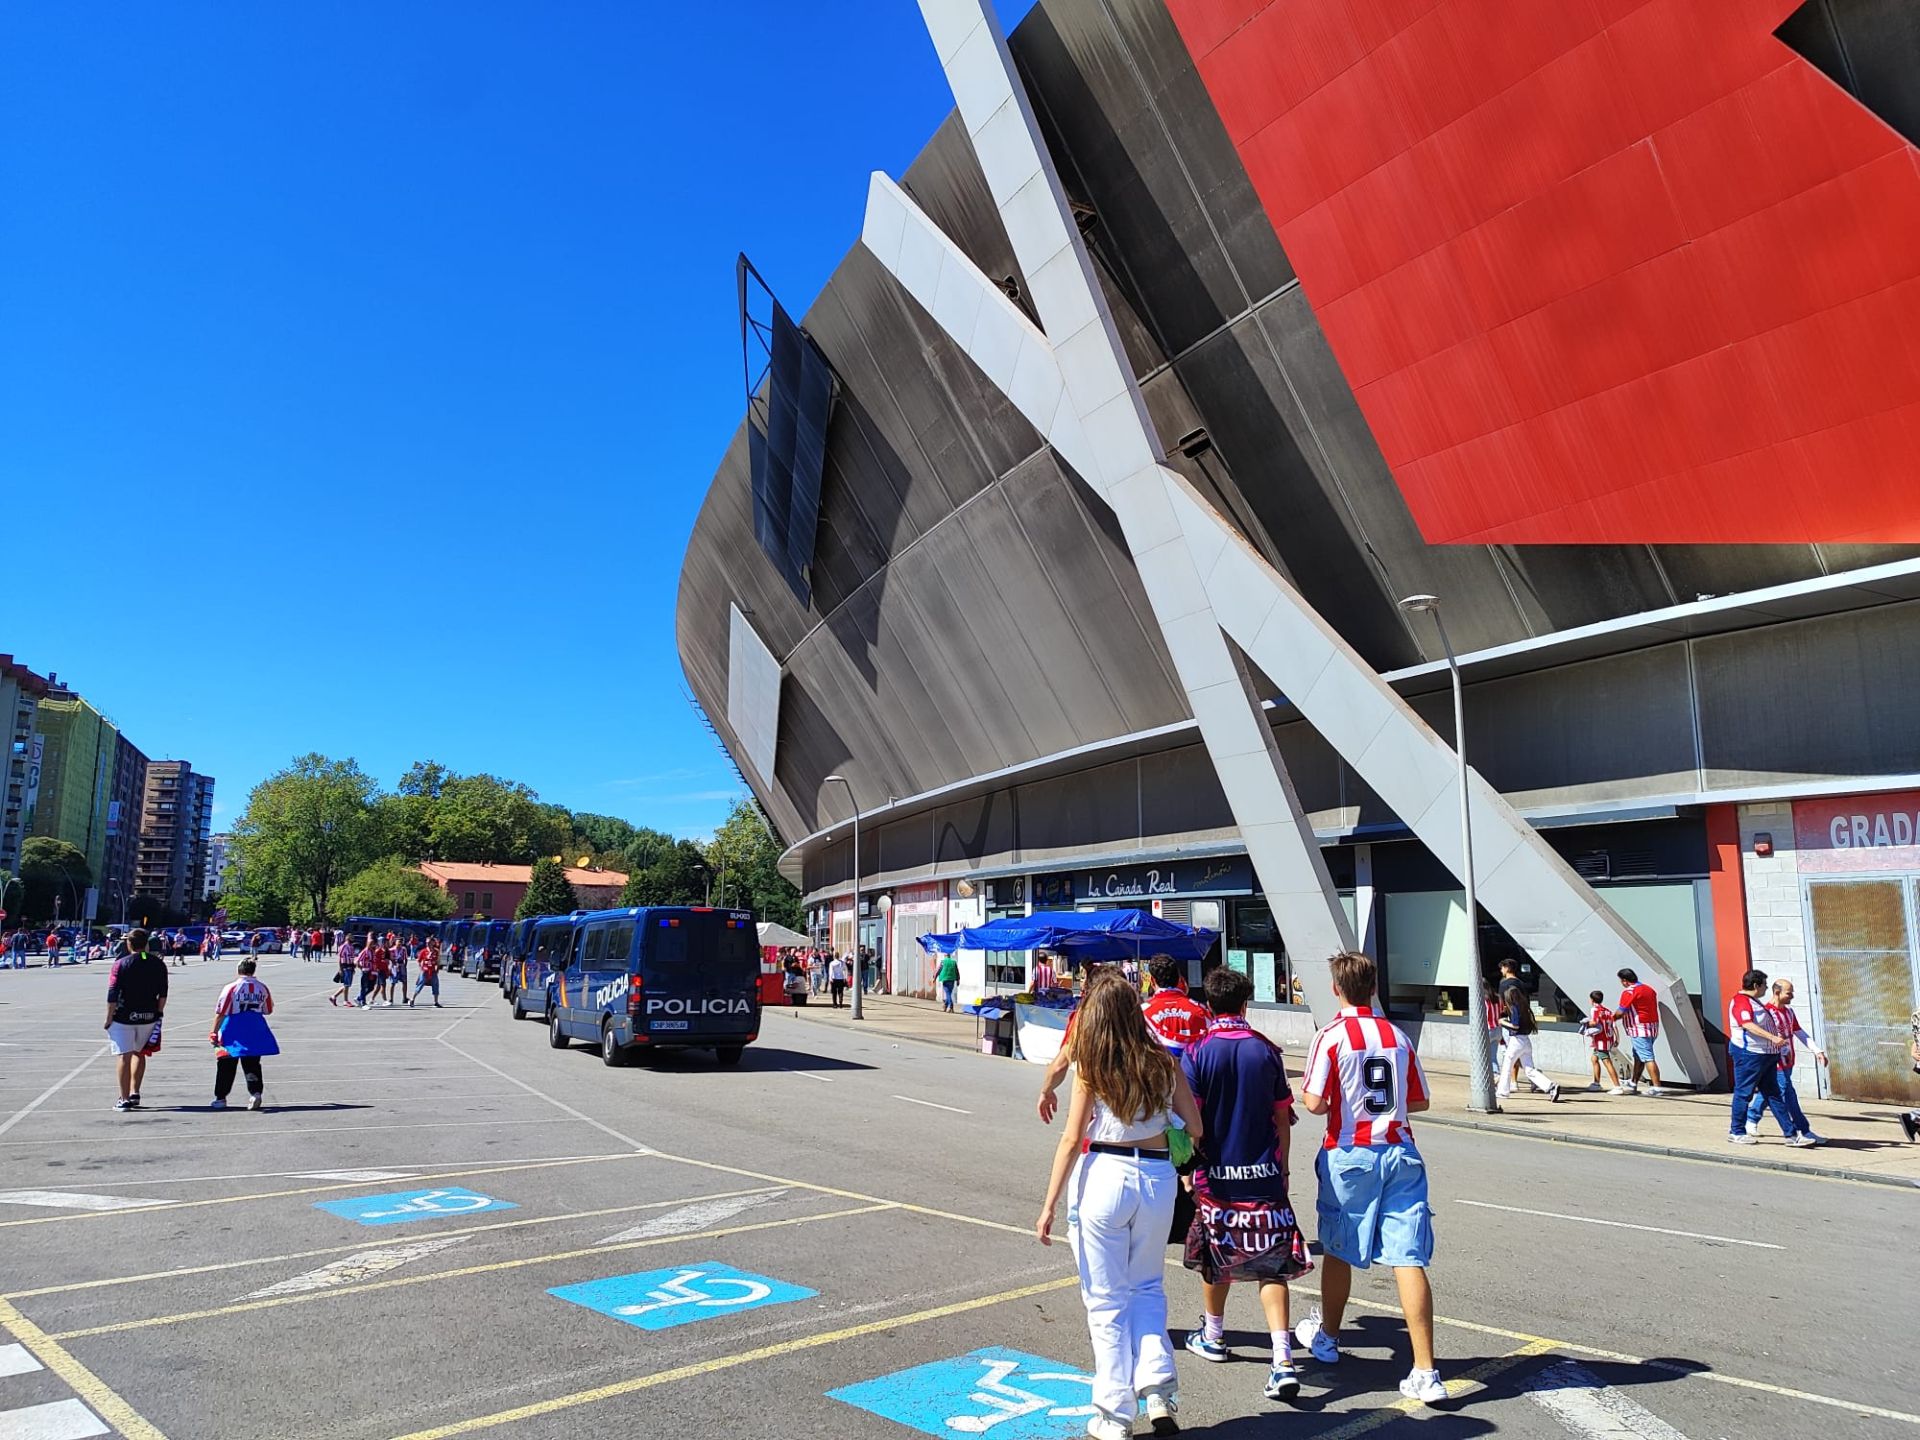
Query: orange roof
[{"left": 417, "top": 861, "right": 628, "bottom": 888}]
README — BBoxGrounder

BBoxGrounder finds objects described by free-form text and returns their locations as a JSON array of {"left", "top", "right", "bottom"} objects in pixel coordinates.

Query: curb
[
  {"left": 770, "top": 1003, "right": 986, "bottom": 1057},
  {"left": 1415, "top": 1111, "right": 1918, "bottom": 1189},
  {"left": 769, "top": 1003, "right": 1920, "bottom": 1189}
]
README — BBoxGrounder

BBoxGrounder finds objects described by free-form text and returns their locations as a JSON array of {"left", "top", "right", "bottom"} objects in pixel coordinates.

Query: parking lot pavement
[{"left": 0, "top": 958, "right": 1915, "bottom": 1440}]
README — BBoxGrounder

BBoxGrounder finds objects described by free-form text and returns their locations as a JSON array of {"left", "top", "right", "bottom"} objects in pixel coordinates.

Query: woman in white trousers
[{"left": 1038, "top": 972, "right": 1205, "bottom": 1438}]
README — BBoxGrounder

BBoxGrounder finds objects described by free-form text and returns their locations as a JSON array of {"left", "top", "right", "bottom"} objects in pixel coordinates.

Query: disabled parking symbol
[
  {"left": 548, "top": 1261, "right": 814, "bottom": 1332},
  {"left": 830, "top": 1348, "right": 1097, "bottom": 1438},
  {"left": 314, "top": 1187, "right": 518, "bottom": 1226}
]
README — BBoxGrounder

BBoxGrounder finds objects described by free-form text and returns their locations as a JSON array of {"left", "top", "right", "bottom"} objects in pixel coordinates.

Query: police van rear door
[{"left": 637, "top": 908, "right": 760, "bottom": 1039}]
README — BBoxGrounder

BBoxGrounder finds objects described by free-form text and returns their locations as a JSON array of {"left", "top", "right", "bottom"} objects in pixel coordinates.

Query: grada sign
[{"left": 1794, "top": 791, "right": 1920, "bottom": 874}]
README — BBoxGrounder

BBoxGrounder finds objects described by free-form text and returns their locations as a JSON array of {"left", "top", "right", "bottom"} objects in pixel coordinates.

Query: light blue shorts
[
  {"left": 1629, "top": 1036, "right": 1657, "bottom": 1063},
  {"left": 1314, "top": 1142, "right": 1433, "bottom": 1270}
]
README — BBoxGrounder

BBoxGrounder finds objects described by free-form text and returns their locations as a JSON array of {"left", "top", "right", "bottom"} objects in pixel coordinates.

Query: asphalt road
[{"left": 0, "top": 955, "right": 1912, "bottom": 1440}]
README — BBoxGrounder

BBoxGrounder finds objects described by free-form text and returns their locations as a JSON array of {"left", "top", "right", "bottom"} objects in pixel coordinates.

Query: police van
[
  {"left": 509, "top": 913, "right": 580, "bottom": 1021},
  {"left": 544, "top": 906, "right": 760, "bottom": 1066}
]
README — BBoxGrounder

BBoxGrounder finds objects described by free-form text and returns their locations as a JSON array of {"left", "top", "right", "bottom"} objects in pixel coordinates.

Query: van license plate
[{"left": 650, "top": 1020, "right": 690, "bottom": 1031}]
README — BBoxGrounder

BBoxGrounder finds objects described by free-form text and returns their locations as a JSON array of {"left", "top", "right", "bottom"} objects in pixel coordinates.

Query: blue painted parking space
[
  {"left": 547, "top": 1261, "right": 814, "bottom": 1332},
  {"left": 314, "top": 1187, "right": 518, "bottom": 1226},
  {"left": 829, "top": 1347, "right": 1097, "bottom": 1438}
]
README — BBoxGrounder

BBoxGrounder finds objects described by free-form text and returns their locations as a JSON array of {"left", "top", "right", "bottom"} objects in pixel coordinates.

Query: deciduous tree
[
  {"left": 229, "top": 754, "right": 381, "bottom": 924},
  {"left": 331, "top": 855, "right": 456, "bottom": 922},
  {"left": 516, "top": 857, "right": 578, "bottom": 919}
]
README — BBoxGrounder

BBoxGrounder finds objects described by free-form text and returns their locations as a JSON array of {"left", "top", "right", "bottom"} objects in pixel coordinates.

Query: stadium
[{"left": 677, "top": 0, "right": 1920, "bottom": 1102}]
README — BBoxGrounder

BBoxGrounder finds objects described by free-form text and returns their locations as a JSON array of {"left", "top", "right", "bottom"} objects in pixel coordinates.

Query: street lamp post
[
  {"left": 823, "top": 774, "right": 862, "bottom": 1022},
  {"left": 1399, "top": 594, "right": 1498, "bottom": 1113}
]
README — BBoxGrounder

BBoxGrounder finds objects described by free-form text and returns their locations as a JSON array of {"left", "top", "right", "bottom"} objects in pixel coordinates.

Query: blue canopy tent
[{"left": 917, "top": 908, "right": 1218, "bottom": 963}]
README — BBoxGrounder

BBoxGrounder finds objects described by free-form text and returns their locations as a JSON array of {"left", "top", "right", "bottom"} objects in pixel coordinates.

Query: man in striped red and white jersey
[{"left": 1293, "top": 951, "right": 1444, "bottom": 1406}]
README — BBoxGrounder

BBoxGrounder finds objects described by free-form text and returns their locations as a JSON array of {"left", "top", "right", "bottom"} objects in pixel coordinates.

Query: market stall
[{"left": 917, "top": 909, "right": 1218, "bottom": 1061}]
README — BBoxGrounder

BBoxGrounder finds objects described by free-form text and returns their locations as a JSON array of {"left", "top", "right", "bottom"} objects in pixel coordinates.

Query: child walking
[
  {"left": 1582, "top": 990, "right": 1625, "bottom": 1093},
  {"left": 1037, "top": 970, "right": 1204, "bottom": 1439}
]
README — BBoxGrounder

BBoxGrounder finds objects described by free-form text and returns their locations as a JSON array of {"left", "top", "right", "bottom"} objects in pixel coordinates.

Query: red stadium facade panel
[{"left": 1167, "top": 0, "right": 1920, "bottom": 545}]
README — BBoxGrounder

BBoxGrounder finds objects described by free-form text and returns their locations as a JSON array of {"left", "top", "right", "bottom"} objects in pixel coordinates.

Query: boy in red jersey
[{"left": 1294, "top": 951, "right": 1443, "bottom": 1405}]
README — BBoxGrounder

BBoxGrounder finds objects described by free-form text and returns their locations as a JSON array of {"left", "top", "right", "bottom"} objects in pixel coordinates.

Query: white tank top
[{"left": 1087, "top": 1089, "right": 1173, "bottom": 1144}]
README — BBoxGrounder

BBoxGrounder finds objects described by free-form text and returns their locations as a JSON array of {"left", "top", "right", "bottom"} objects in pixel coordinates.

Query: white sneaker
[
  {"left": 1547, "top": 1084, "right": 1562, "bottom": 1104},
  {"left": 1086, "top": 1415, "right": 1130, "bottom": 1440},
  {"left": 1294, "top": 1312, "right": 1340, "bottom": 1364},
  {"left": 1140, "top": 1388, "right": 1179, "bottom": 1435},
  {"left": 1608, "top": 1086, "right": 1631, "bottom": 1095},
  {"left": 248, "top": 1095, "right": 264, "bottom": 1111},
  {"left": 1728, "top": 1131, "right": 1758, "bottom": 1145},
  {"left": 1785, "top": 1132, "right": 1824, "bottom": 1148},
  {"left": 1642, "top": 1086, "right": 1667, "bottom": 1097},
  {"left": 1399, "top": 1368, "right": 1446, "bottom": 1403}
]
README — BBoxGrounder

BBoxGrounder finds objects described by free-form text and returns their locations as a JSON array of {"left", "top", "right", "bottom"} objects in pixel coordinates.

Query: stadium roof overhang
[{"left": 779, "top": 556, "right": 1920, "bottom": 885}]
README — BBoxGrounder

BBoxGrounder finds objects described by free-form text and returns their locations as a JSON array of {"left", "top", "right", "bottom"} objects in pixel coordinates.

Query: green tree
[
  {"left": 219, "top": 888, "right": 289, "bottom": 927},
  {"left": 621, "top": 826, "right": 676, "bottom": 875},
  {"left": 516, "top": 857, "right": 578, "bottom": 919},
  {"left": 396, "top": 761, "right": 453, "bottom": 799},
  {"left": 621, "top": 839, "right": 710, "bottom": 907},
  {"left": 331, "top": 855, "right": 457, "bottom": 922},
  {"left": 428, "top": 774, "right": 554, "bottom": 863},
  {"left": 572, "top": 813, "right": 639, "bottom": 857},
  {"left": 18, "top": 837, "right": 91, "bottom": 923},
  {"left": 372, "top": 791, "right": 434, "bottom": 861},
  {"left": 706, "top": 799, "right": 802, "bottom": 927},
  {"left": 229, "top": 754, "right": 382, "bottom": 924}
]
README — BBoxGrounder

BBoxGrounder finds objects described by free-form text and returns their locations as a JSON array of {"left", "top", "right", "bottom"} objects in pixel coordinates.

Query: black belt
[{"left": 1087, "top": 1142, "right": 1171, "bottom": 1158}]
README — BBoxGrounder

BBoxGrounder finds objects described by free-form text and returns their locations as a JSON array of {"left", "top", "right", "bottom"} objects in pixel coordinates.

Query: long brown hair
[{"left": 1075, "top": 969, "right": 1180, "bottom": 1126}]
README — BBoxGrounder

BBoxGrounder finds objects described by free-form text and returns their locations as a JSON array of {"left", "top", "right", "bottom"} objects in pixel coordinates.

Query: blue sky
[{"left": 1, "top": 0, "right": 1034, "bottom": 839}]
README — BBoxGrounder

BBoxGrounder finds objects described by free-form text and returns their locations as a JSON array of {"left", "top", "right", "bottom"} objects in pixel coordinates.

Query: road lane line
[
  {"left": 1524, "top": 1359, "right": 1692, "bottom": 1438},
  {"left": 0, "top": 1118, "right": 570, "bottom": 1147},
  {"left": 1299, "top": 1286, "right": 1920, "bottom": 1426},
  {"left": 0, "top": 1193, "right": 154, "bottom": 1213},
  {"left": 5, "top": 1187, "right": 786, "bottom": 1298},
  {"left": 0, "top": 1297, "right": 166, "bottom": 1440},
  {"left": 1454, "top": 1200, "right": 1782, "bottom": 1249},
  {"left": 240, "top": 1236, "right": 470, "bottom": 1300},
  {"left": 599, "top": 1191, "right": 785, "bottom": 1243},
  {"left": 0, "top": 1154, "right": 641, "bottom": 1229},
  {"left": 437, "top": 1037, "right": 663, "bottom": 1155},
  {"left": 0, "top": 1048, "right": 103, "bottom": 1142},
  {"left": 891, "top": 1095, "right": 972, "bottom": 1114},
  {"left": 45, "top": 1205, "right": 894, "bottom": 1340},
  {"left": 384, "top": 1274, "right": 1083, "bottom": 1440},
  {"left": 0, "top": 1397, "right": 109, "bottom": 1438},
  {"left": 0, "top": 1343, "right": 40, "bottom": 1378},
  {"left": 791, "top": 1072, "right": 834, "bottom": 1082},
  {"left": 0, "top": 1152, "right": 634, "bottom": 1189},
  {"left": 1312, "top": 1340, "right": 1557, "bottom": 1440}
]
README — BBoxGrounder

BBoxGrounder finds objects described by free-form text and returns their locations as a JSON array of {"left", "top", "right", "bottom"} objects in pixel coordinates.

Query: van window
[
  {"left": 605, "top": 922, "right": 635, "bottom": 970},
  {"left": 648, "top": 919, "right": 689, "bottom": 965},
  {"left": 584, "top": 927, "right": 607, "bottom": 964}
]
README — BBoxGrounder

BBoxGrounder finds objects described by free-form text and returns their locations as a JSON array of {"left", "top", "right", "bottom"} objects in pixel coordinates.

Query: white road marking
[
  {"left": 1454, "top": 1200, "right": 1781, "bottom": 1250},
  {"left": 0, "top": 1192, "right": 153, "bottom": 1213},
  {"left": 0, "top": 1398, "right": 109, "bottom": 1439},
  {"left": 0, "top": 1117, "right": 566, "bottom": 1147},
  {"left": 0, "top": 1048, "right": 102, "bottom": 1142},
  {"left": 792, "top": 1072, "right": 835, "bottom": 1083},
  {"left": 240, "top": 1236, "right": 470, "bottom": 1300},
  {"left": 1524, "top": 1360, "right": 1691, "bottom": 1438},
  {"left": 600, "top": 1190, "right": 787, "bottom": 1243},
  {"left": 291, "top": 1170, "right": 420, "bottom": 1183},
  {"left": 0, "top": 1343, "right": 41, "bottom": 1377},
  {"left": 892, "top": 1094, "right": 971, "bottom": 1114},
  {"left": 3, "top": 1153, "right": 630, "bottom": 1189}
]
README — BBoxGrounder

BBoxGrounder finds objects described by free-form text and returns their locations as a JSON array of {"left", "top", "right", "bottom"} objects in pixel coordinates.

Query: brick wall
[{"left": 1737, "top": 800, "right": 1821, "bottom": 1096}]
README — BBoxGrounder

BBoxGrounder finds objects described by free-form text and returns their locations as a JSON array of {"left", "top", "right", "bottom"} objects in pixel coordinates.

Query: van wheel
[
  {"left": 601, "top": 1023, "right": 627, "bottom": 1068},
  {"left": 512, "top": 992, "right": 528, "bottom": 1021},
  {"left": 715, "top": 1046, "right": 744, "bottom": 1066},
  {"left": 548, "top": 1011, "right": 570, "bottom": 1049}
]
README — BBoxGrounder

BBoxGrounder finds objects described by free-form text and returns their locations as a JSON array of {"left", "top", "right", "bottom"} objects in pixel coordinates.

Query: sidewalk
[{"left": 776, "top": 991, "right": 1920, "bottom": 1188}]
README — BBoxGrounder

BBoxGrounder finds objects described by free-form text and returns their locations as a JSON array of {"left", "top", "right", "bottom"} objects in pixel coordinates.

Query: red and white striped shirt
[
  {"left": 1585, "top": 1004, "right": 1617, "bottom": 1050},
  {"left": 1303, "top": 1007, "right": 1427, "bottom": 1150},
  {"left": 1727, "top": 992, "right": 1782, "bottom": 1054},
  {"left": 214, "top": 977, "right": 273, "bottom": 1018},
  {"left": 1767, "top": 1002, "right": 1810, "bottom": 1068},
  {"left": 1615, "top": 983, "right": 1660, "bottom": 1038}
]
